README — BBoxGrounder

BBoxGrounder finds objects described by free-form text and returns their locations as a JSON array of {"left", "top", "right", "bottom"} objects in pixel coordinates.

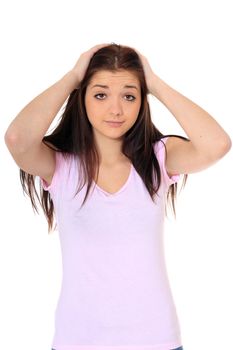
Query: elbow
[
  {"left": 213, "top": 134, "right": 232, "bottom": 160},
  {"left": 220, "top": 134, "right": 232, "bottom": 155},
  {"left": 4, "top": 131, "right": 18, "bottom": 147},
  {"left": 4, "top": 131, "right": 25, "bottom": 153}
]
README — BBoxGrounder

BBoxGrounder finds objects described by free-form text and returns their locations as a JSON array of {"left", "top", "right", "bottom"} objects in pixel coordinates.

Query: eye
[
  {"left": 125, "top": 95, "right": 136, "bottom": 101},
  {"left": 94, "top": 93, "right": 106, "bottom": 100},
  {"left": 94, "top": 93, "right": 136, "bottom": 101}
]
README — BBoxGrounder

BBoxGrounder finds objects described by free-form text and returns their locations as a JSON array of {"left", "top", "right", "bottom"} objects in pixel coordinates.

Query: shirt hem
[{"left": 51, "top": 342, "right": 183, "bottom": 350}]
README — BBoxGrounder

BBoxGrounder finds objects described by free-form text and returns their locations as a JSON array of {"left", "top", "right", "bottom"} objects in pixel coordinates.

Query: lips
[{"left": 105, "top": 121, "right": 125, "bottom": 128}]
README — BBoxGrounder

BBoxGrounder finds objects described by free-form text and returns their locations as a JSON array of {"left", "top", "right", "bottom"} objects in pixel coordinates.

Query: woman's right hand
[{"left": 71, "top": 43, "right": 110, "bottom": 83}]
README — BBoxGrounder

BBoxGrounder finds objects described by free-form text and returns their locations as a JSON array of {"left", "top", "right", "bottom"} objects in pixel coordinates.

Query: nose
[{"left": 109, "top": 97, "right": 123, "bottom": 117}]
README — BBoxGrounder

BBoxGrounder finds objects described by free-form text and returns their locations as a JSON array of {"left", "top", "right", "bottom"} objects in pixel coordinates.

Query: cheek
[
  {"left": 85, "top": 96, "right": 96, "bottom": 117},
  {"left": 136, "top": 100, "right": 142, "bottom": 114},
  {"left": 130, "top": 102, "right": 141, "bottom": 117},
  {"left": 85, "top": 102, "right": 103, "bottom": 125}
]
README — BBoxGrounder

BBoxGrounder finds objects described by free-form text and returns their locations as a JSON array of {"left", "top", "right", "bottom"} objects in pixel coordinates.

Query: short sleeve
[
  {"left": 39, "top": 151, "right": 65, "bottom": 199},
  {"left": 153, "top": 137, "right": 181, "bottom": 188}
]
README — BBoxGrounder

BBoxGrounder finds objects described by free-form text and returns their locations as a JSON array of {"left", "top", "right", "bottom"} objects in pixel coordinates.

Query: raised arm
[
  {"left": 4, "top": 71, "right": 79, "bottom": 152},
  {"left": 4, "top": 43, "right": 109, "bottom": 152},
  {"left": 135, "top": 49, "right": 232, "bottom": 175}
]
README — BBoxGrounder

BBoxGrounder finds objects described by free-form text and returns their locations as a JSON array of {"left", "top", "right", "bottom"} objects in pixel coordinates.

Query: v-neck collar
[{"left": 94, "top": 163, "right": 134, "bottom": 197}]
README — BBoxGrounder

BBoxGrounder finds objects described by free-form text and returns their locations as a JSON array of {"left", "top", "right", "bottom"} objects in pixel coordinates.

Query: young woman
[{"left": 4, "top": 43, "right": 231, "bottom": 350}]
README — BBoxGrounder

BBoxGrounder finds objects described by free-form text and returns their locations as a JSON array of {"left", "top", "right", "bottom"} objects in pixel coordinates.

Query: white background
[{"left": 1, "top": 1, "right": 233, "bottom": 349}]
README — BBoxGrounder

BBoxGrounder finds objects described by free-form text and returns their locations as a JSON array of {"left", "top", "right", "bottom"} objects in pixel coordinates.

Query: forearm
[
  {"left": 4, "top": 70, "right": 79, "bottom": 152},
  {"left": 149, "top": 73, "right": 231, "bottom": 157}
]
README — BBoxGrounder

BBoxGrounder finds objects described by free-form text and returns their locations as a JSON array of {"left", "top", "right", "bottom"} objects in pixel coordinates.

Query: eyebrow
[{"left": 91, "top": 84, "right": 139, "bottom": 90}]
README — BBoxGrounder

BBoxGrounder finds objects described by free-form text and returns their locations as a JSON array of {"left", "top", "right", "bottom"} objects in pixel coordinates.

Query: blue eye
[{"left": 94, "top": 94, "right": 136, "bottom": 101}]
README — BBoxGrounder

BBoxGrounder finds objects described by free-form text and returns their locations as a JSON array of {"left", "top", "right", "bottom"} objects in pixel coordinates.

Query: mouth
[
  {"left": 105, "top": 120, "right": 125, "bottom": 123},
  {"left": 105, "top": 121, "right": 125, "bottom": 127}
]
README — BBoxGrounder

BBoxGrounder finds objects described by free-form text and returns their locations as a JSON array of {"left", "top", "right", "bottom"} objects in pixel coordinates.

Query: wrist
[
  {"left": 61, "top": 70, "right": 81, "bottom": 91},
  {"left": 148, "top": 74, "right": 166, "bottom": 98}
]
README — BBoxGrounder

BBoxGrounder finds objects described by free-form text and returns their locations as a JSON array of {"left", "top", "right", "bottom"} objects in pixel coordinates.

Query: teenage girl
[{"left": 4, "top": 43, "right": 231, "bottom": 350}]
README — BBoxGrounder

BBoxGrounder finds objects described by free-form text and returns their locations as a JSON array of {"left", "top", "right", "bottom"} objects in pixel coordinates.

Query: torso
[{"left": 95, "top": 161, "right": 132, "bottom": 194}]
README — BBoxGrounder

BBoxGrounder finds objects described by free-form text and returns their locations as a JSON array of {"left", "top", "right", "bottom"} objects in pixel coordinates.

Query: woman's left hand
[{"left": 134, "top": 48, "right": 156, "bottom": 94}]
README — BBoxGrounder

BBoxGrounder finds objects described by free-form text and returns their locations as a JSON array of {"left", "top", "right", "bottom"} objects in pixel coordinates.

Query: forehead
[{"left": 89, "top": 70, "right": 140, "bottom": 86}]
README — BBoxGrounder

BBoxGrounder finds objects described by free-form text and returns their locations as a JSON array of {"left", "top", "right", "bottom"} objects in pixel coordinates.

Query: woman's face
[{"left": 85, "top": 69, "right": 141, "bottom": 141}]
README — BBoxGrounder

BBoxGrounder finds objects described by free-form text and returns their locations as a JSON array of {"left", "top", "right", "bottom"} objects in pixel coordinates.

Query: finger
[
  {"left": 89, "top": 43, "right": 109, "bottom": 54},
  {"left": 93, "top": 43, "right": 110, "bottom": 50}
]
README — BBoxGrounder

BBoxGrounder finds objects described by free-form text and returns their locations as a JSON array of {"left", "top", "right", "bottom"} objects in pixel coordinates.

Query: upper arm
[
  {"left": 6, "top": 140, "right": 56, "bottom": 186},
  {"left": 165, "top": 136, "right": 220, "bottom": 176}
]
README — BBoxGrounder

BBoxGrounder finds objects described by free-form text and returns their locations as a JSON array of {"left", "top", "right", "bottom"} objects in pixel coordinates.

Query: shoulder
[
  {"left": 153, "top": 137, "right": 169, "bottom": 156},
  {"left": 152, "top": 137, "right": 181, "bottom": 184}
]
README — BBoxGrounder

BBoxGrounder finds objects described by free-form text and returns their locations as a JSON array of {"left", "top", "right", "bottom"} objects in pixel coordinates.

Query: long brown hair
[{"left": 20, "top": 43, "right": 188, "bottom": 233}]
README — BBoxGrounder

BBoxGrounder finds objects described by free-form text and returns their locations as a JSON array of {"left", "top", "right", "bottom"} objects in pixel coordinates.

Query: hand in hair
[
  {"left": 71, "top": 43, "right": 110, "bottom": 83},
  {"left": 134, "top": 48, "right": 156, "bottom": 94}
]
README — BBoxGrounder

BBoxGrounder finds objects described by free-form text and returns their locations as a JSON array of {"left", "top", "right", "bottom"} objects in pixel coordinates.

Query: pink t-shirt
[{"left": 40, "top": 137, "right": 183, "bottom": 350}]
